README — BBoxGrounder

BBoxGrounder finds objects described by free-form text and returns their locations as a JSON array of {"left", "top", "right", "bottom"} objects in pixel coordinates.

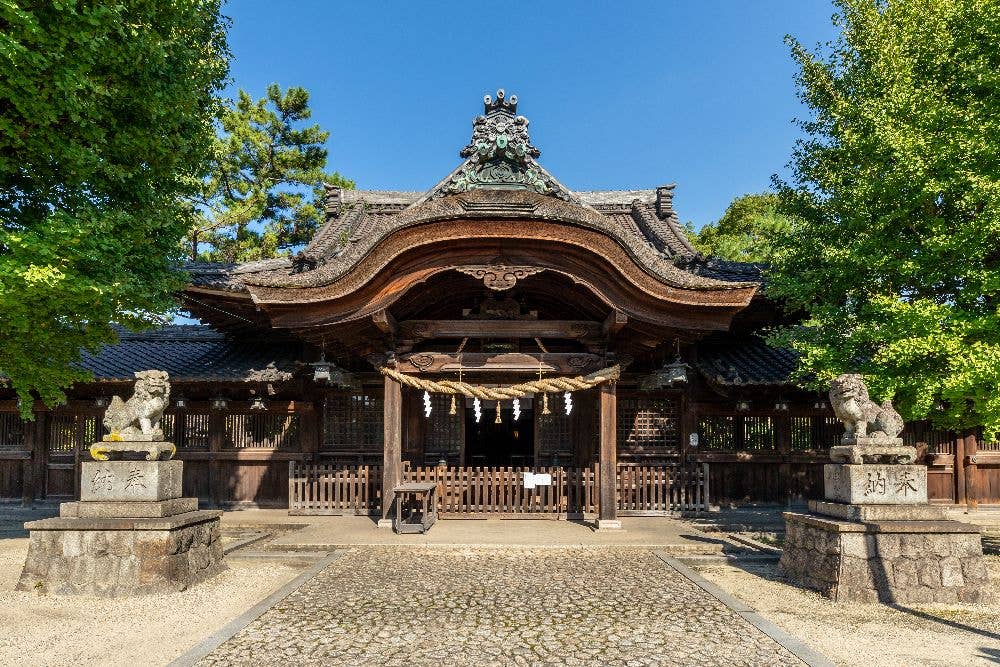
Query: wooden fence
[
  {"left": 287, "top": 463, "right": 380, "bottom": 515},
  {"left": 617, "top": 463, "right": 709, "bottom": 514},
  {"left": 288, "top": 462, "right": 708, "bottom": 516}
]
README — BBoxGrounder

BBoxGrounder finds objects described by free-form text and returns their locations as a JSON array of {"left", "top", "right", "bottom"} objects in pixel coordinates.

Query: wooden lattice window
[
  {"left": 165, "top": 413, "right": 210, "bottom": 450},
  {"left": 742, "top": 416, "right": 776, "bottom": 450},
  {"left": 816, "top": 416, "right": 844, "bottom": 450},
  {"left": 791, "top": 416, "right": 812, "bottom": 451},
  {"left": 322, "top": 391, "right": 383, "bottom": 454},
  {"left": 617, "top": 396, "right": 680, "bottom": 459},
  {"left": 536, "top": 411, "right": 571, "bottom": 461},
  {"left": 224, "top": 413, "right": 299, "bottom": 449},
  {"left": 0, "top": 412, "right": 25, "bottom": 450},
  {"left": 903, "top": 421, "right": 954, "bottom": 454},
  {"left": 698, "top": 415, "right": 735, "bottom": 450},
  {"left": 47, "top": 414, "right": 97, "bottom": 454},
  {"left": 423, "top": 395, "right": 462, "bottom": 463}
]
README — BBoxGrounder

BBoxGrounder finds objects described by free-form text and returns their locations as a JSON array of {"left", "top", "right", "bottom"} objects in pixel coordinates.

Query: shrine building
[{"left": 1, "top": 90, "right": 992, "bottom": 516}]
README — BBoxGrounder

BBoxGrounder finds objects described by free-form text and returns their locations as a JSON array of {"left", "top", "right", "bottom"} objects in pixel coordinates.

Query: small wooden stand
[{"left": 392, "top": 482, "right": 439, "bottom": 534}]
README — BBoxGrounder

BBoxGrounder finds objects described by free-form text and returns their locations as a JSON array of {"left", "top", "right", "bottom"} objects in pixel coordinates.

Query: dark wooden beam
[
  {"left": 371, "top": 309, "right": 397, "bottom": 336},
  {"left": 399, "top": 319, "right": 601, "bottom": 341},
  {"left": 388, "top": 352, "right": 612, "bottom": 374},
  {"left": 603, "top": 310, "right": 628, "bottom": 337}
]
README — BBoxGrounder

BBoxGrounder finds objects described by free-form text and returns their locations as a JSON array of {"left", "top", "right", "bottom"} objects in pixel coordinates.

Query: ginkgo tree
[{"left": 767, "top": 0, "right": 1000, "bottom": 436}]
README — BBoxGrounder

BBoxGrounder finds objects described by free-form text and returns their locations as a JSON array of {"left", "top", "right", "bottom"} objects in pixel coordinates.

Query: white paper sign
[
  {"left": 533, "top": 473, "right": 552, "bottom": 486},
  {"left": 522, "top": 472, "right": 536, "bottom": 489}
]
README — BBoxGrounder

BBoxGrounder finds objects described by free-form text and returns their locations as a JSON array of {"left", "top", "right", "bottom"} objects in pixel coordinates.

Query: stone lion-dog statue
[
  {"left": 92, "top": 371, "right": 175, "bottom": 461},
  {"left": 829, "top": 373, "right": 904, "bottom": 443},
  {"left": 828, "top": 373, "right": 915, "bottom": 464}
]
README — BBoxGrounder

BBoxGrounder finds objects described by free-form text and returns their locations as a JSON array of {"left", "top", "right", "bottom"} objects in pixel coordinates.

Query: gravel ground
[
  {"left": 698, "top": 555, "right": 1000, "bottom": 667},
  {"left": 0, "top": 537, "right": 308, "bottom": 667},
  {"left": 199, "top": 546, "right": 805, "bottom": 666}
]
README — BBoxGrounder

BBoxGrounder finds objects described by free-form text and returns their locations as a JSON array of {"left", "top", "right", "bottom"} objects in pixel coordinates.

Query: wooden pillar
[
  {"left": 208, "top": 410, "right": 225, "bottom": 508},
  {"left": 380, "top": 376, "right": 402, "bottom": 527},
  {"left": 33, "top": 411, "right": 48, "bottom": 501},
  {"left": 954, "top": 431, "right": 967, "bottom": 506},
  {"left": 964, "top": 430, "right": 978, "bottom": 510},
  {"left": 597, "top": 382, "right": 620, "bottom": 529},
  {"left": 21, "top": 413, "right": 36, "bottom": 507},
  {"left": 776, "top": 414, "right": 792, "bottom": 506}
]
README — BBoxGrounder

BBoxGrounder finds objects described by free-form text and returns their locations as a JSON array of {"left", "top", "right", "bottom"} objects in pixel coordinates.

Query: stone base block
[
  {"left": 824, "top": 463, "right": 927, "bottom": 504},
  {"left": 781, "top": 512, "right": 991, "bottom": 603},
  {"left": 90, "top": 440, "right": 175, "bottom": 462},
  {"left": 810, "top": 500, "right": 947, "bottom": 522},
  {"left": 830, "top": 443, "right": 916, "bottom": 464},
  {"left": 377, "top": 518, "right": 393, "bottom": 529},
  {"left": 17, "top": 510, "right": 225, "bottom": 596},
  {"left": 60, "top": 497, "right": 198, "bottom": 519},
  {"left": 595, "top": 519, "right": 622, "bottom": 531},
  {"left": 80, "top": 460, "right": 183, "bottom": 502}
]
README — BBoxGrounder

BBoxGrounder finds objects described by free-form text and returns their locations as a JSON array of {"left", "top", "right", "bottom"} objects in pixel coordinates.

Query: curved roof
[{"left": 183, "top": 91, "right": 762, "bottom": 337}]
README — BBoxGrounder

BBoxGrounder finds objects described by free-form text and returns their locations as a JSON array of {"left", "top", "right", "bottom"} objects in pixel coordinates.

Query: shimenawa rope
[{"left": 379, "top": 364, "right": 620, "bottom": 400}]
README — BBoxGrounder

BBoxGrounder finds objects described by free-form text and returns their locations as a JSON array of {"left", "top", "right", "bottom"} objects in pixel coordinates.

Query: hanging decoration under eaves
[{"left": 378, "top": 364, "right": 620, "bottom": 400}]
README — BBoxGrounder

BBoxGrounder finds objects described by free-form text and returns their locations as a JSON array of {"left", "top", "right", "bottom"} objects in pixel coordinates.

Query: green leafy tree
[
  {"left": 689, "top": 193, "right": 794, "bottom": 263},
  {"left": 767, "top": 0, "right": 1000, "bottom": 435},
  {"left": 187, "top": 84, "right": 352, "bottom": 262},
  {"left": 0, "top": 1, "right": 229, "bottom": 417}
]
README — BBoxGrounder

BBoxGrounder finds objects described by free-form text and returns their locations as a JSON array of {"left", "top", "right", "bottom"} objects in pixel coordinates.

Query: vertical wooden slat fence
[
  {"left": 288, "top": 462, "right": 380, "bottom": 515},
  {"left": 287, "top": 462, "right": 708, "bottom": 516},
  {"left": 616, "top": 462, "right": 709, "bottom": 514}
]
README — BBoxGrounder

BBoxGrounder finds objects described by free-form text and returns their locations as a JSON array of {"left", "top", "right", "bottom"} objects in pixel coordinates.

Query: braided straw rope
[{"left": 379, "top": 364, "right": 620, "bottom": 400}]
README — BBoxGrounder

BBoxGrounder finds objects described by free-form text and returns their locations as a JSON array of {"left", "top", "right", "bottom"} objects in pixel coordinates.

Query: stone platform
[
  {"left": 17, "top": 510, "right": 225, "bottom": 596},
  {"left": 18, "top": 457, "right": 224, "bottom": 596},
  {"left": 781, "top": 504, "right": 990, "bottom": 603}
]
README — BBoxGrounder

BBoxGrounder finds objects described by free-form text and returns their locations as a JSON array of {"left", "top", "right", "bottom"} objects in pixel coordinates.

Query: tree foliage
[
  {"left": 767, "top": 0, "right": 1000, "bottom": 435},
  {"left": 688, "top": 193, "right": 794, "bottom": 263},
  {"left": 187, "top": 84, "right": 352, "bottom": 262},
  {"left": 0, "top": 1, "right": 230, "bottom": 416}
]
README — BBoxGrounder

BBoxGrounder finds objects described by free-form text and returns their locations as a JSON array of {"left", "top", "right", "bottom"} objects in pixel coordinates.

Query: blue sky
[{"left": 223, "top": 1, "right": 838, "bottom": 230}]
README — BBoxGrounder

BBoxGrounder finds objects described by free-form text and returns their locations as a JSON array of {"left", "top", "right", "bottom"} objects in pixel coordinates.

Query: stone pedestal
[
  {"left": 781, "top": 508, "right": 989, "bottom": 603},
  {"left": 18, "top": 451, "right": 224, "bottom": 596},
  {"left": 81, "top": 460, "right": 183, "bottom": 502},
  {"left": 783, "top": 462, "right": 990, "bottom": 603},
  {"left": 824, "top": 463, "right": 927, "bottom": 504},
  {"left": 17, "top": 511, "right": 224, "bottom": 596}
]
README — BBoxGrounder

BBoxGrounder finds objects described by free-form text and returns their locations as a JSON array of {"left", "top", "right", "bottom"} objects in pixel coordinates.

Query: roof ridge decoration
[{"left": 416, "top": 89, "right": 582, "bottom": 206}]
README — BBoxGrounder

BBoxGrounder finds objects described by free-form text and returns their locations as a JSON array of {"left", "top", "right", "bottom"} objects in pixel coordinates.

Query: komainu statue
[
  {"left": 828, "top": 373, "right": 912, "bottom": 463},
  {"left": 103, "top": 370, "right": 171, "bottom": 440}
]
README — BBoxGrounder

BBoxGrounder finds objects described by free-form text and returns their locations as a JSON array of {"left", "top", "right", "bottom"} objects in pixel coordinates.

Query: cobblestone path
[{"left": 200, "top": 547, "right": 803, "bottom": 666}]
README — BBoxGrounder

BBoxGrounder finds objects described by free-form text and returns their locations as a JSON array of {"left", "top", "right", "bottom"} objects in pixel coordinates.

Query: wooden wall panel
[
  {"left": 973, "top": 464, "right": 999, "bottom": 504},
  {"left": 182, "top": 460, "right": 211, "bottom": 503},
  {"left": 217, "top": 460, "right": 289, "bottom": 508},
  {"left": 0, "top": 461, "right": 22, "bottom": 499}
]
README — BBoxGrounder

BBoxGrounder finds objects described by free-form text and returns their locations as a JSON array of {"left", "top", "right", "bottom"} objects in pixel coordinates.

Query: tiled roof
[
  {"left": 695, "top": 338, "right": 798, "bottom": 386},
  {"left": 685, "top": 257, "right": 765, "bottom": 283},
  {"left": 76, "top": 326, "right": 303, "bottom": 382}
]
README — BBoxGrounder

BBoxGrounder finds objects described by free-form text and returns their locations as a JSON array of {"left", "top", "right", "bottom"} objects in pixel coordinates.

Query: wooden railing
[
  {"left": 288, "top": 462, "right": 710, "bottom": 516},
  {"left": 617, "top": 463, "right": 709, "bottom": 513},
  {"left": 288, "top": 462, "right": 380, "bottom": 515},
  {"left": 405, "top": 465, "right": 598, "bottom": 517}
]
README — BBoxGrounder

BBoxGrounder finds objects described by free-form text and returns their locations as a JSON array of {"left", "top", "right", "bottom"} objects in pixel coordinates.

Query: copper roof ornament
[{"left": 418, "top": 89, "right": 577, "bottom": 203}]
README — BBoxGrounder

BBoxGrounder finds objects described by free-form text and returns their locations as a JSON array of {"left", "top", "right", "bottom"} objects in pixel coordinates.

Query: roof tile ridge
[{"left": 629, "top": 200, "right": 696, "bottom": 258}]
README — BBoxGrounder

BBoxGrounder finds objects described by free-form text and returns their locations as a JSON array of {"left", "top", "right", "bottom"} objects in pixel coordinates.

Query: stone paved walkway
[{"left": 198, "top": 547, "right": 803, "bottom": 666}]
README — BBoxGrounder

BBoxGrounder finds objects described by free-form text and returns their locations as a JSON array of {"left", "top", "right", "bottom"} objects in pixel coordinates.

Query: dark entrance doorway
[{"left": 465, "top": 403, "right": 534, "bottom": 467}]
